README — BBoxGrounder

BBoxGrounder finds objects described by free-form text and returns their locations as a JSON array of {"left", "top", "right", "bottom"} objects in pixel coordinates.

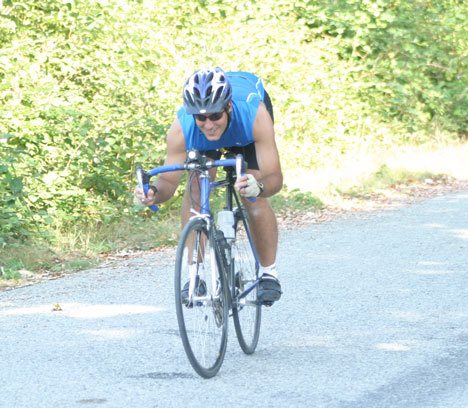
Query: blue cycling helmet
[{"left": 183, "top": 67, "right": 232, "bottom": 114}]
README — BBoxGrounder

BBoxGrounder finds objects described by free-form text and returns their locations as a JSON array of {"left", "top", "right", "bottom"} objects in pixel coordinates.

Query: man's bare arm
[
  {"left": 248, "top": 102, "right": 283, "bottom": 197},
  {"left": 135, "top": 120, "right": 187, "bottom": 205}
]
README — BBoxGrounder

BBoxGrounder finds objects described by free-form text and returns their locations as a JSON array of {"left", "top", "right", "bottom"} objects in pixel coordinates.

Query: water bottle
[{"left": 217, "top": 210, "right": 235, "bottom": 240}]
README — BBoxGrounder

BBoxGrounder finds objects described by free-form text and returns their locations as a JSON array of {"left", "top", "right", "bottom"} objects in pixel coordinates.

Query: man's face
[{"left": 194, "top": 104, "right": 230, "bottom": 141}]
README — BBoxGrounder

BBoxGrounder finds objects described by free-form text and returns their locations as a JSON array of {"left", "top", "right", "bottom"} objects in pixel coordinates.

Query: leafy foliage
[
  {"left": 0, "top": 0, "right": 466, "bottom": 247},
  {"left": 293, "top": 0, "right": 468, "bottom": 134}
]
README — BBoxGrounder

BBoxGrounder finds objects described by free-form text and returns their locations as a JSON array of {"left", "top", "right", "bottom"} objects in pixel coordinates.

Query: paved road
[{"left": 1, "top": 191, "right": 467, "bottom": 408}]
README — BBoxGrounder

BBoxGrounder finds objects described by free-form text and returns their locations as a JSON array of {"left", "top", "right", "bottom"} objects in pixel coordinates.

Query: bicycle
[{"left": 136, "top": 150, "right": 262, "bottom": 378}]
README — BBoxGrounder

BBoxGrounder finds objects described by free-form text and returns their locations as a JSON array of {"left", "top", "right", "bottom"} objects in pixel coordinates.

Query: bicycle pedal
[{"left": 254, "top": 300, "right": 274, "bottom": 307}]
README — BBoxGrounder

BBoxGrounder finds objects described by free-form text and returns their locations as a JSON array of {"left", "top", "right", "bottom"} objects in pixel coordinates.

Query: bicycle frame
[{"left": 137, "top": 150, "right": 260, "bottom": 304}]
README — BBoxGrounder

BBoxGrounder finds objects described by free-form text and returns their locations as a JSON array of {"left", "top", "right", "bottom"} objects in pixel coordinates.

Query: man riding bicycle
[{"left": 135, "top": 67, "right": 283, "bottom": 304}]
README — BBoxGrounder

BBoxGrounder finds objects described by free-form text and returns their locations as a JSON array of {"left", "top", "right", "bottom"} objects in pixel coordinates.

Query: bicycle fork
[
  {"left": 187, "top": 225, "right": 226, "bottom": 307},
  {"left": 187, "top": 229, "right": 203, "bottom": 304}
]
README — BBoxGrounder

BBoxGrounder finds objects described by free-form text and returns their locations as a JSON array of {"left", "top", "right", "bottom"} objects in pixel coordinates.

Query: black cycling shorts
[{"left": 201, "top": 90, "right": 274, "bottom": 171}]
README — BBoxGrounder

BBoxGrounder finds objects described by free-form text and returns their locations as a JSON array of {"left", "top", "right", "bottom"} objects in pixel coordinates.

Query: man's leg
[
  {"left": 242, "top": 197, "right": 278, "bottom": 267},
  {"left": 243, "top": 197, "right": 282, "bottom": 304}
]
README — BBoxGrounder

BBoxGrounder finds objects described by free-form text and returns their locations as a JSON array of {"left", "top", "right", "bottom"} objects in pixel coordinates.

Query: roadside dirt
[
  {"left": 2, "top": 176, "right": 467, "bottom": 292},
  {"left": 276, "top": 176, "right": 468, "bottom": 230}
]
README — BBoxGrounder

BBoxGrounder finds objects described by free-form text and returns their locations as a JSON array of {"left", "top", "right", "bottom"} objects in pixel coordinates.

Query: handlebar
[{"left": 136, "top": 153, "right": 253, "bottom": 212}]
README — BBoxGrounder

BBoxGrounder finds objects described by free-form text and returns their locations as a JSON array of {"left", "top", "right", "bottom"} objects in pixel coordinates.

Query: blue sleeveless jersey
[{"left": 176, "top": 72, "right": 265, "bottom": 150}]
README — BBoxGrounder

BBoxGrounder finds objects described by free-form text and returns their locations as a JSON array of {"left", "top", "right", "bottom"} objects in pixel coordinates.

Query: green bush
[
  {"left": 293, "top": 0, "right": 468, "bottom": 135},
  {"left": 0, "top": 0, "right": 466, "bottom": 245}
]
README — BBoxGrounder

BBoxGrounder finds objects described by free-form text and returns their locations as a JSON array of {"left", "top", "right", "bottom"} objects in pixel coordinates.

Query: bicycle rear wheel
[
  {"left": 174, "top": 218, "right": 229, "bottom": 378},
  {"left": 232, "top": 208, "right": 261, "bottom": 354}
]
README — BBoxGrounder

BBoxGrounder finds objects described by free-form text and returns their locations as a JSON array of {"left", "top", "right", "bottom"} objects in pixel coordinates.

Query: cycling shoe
[
  {"left": 181, "top": 275, "right": 207, "bottom": 307},
  {"left": 257, "top": 273, "right": 282, "bottom": 306}
]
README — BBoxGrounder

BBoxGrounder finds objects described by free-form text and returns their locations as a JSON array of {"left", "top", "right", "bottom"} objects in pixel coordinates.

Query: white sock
[
  {"left": 259, "top": 263, "right": 278, "bottom": 278},
  {"left": 188, "top": 263, "right": 197, "bottom": 279}
]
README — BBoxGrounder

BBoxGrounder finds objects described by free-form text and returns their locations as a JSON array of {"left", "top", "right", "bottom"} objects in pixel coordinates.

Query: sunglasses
[{"left": 194, "top": 111, "right": 224, "bottom": 122}]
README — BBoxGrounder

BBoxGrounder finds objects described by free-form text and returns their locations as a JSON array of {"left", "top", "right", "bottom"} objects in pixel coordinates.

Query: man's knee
[{"left": 244, "top": 197, "right": 274, "bottom": 219}]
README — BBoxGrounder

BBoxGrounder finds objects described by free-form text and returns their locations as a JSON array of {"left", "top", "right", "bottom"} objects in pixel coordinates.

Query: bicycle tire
[
  {"left": 231, "top": 208, "right": 262, "bottom": 354},
  {"left": 174, "top": 217, "right": 229, "bottom": 378}
]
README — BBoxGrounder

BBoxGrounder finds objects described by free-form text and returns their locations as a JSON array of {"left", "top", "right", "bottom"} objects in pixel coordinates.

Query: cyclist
[{"left": 135, "top": 67, "right": 282, "bottom": 305}]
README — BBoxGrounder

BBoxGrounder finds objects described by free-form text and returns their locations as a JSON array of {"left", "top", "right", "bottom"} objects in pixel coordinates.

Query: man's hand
[
  {"left": 134, "top": 185, "right": 157, "bottom": 206},
  {"left": 235, "top": 174, "right": 263, "bottom": 197}
]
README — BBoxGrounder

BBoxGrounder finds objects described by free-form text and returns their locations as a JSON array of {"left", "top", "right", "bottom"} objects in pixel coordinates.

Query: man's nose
[{"left": 203, "top": 120, "right": 215, "bottom": 128}]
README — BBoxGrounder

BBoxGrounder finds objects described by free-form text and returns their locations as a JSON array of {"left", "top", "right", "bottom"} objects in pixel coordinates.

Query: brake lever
[
  {"left": 235, "top": 155, "right": 256, "bottom": 203},
  {"left": 135, "top": 165, "right": 159, "bottom": 212}
]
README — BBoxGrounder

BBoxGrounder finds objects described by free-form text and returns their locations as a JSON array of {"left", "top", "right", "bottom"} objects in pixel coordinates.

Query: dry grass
[
  {"left": 283, "top": 141, "right": 468, "bottom": 200},
  {"left": 2, "top": 141, "right": 468, "bottom": 290}
]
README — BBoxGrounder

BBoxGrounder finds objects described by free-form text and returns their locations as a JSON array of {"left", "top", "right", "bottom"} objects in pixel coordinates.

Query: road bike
[{"left": 136, "top": 150, "right": 262, "bottom": 378}]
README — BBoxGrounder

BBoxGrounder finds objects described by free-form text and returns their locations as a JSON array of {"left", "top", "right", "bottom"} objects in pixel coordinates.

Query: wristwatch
[{"left": 257, "top": 181, "right": 265, "bottom": 196}]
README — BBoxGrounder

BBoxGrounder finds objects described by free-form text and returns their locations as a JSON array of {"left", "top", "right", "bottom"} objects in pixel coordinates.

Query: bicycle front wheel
[
  {"left": 174, "top": 218, "right": 229, "bottom": 378},
  {"left": 232, "top": 208, "right": 261, "bottom": 354}
]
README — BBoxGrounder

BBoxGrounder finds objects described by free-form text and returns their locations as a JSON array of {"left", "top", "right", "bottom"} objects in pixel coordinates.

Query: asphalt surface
[{"left": 1, "top": 190, "right": 467, "bottom": 408}]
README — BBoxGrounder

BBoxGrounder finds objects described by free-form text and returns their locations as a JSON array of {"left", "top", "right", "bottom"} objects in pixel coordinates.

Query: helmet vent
[{"left": 213, "top": 87, "right": 223, "bottom": 103}]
